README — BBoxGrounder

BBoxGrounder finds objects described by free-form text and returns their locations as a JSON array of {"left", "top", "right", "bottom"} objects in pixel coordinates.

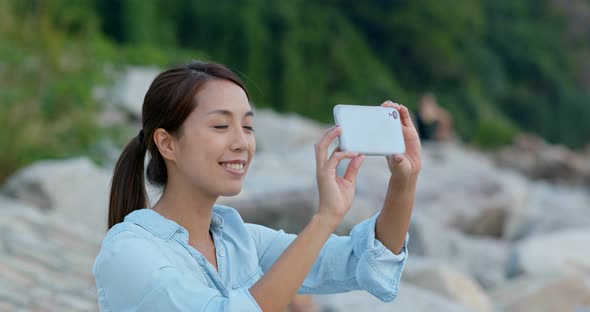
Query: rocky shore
[{"left": 1, "top": 68, "right": 589, "bottom": 311}]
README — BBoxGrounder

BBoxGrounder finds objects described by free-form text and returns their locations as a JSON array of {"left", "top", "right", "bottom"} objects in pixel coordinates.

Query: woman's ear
[{"left": 153, "top": 128, "right": 177, "bottom": 162}]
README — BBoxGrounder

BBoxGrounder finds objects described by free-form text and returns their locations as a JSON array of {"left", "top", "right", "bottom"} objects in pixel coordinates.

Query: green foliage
[
  {"left": 2, "top": 0, "right": 590, "bottom": 181},
  {"left": 0, "top": 0, "right": 107, "bottom": 180},
  {"left": 83, "top": 0, "right": 590, "bottom": 146},
  {"left": 472, "top": 117, "right": 519, "bottom": 149}
]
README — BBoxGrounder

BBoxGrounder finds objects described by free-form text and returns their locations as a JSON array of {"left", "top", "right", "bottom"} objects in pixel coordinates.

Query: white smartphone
[{"left": 333, "top": 104, "right": 405, "bottom": 156}]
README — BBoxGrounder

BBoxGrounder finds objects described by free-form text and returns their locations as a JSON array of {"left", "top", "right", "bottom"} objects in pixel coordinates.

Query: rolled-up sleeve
[
  {"left": 93, "top": 231, "right": 262, "bottom": 311},
  {"left": 350, "top": 213, "right": 409, "bottom": 302},
  {"left": 246, "top": 213, "right": 409, "bottom": 302}
]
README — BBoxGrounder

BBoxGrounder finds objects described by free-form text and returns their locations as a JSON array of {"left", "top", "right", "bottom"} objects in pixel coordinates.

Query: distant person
[
  {"left": 92, "top": 61, "right": 422, "bottom": 311},
  {"left": 416, "top": 93, "right": 453, "bottom": 141}
]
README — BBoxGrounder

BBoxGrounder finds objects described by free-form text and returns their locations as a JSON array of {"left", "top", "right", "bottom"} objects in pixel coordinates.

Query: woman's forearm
[
  {"left": 249, "top": 213, "right": 338, "bottom": 312},
  {"left": 375, "top": 175, "right": 417, "bottom": 254}
]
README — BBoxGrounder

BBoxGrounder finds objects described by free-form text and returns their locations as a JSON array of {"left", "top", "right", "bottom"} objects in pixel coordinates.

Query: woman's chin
[{"left": 217, "top": 186, "right": 243, "bottom": 197}]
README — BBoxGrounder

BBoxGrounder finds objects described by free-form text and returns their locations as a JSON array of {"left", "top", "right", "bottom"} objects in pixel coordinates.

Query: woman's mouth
[{"left": 219, "top": 162, "right": 246, "bottom": 175}]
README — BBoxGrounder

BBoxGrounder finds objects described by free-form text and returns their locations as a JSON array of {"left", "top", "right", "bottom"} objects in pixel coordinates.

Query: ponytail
[{"left": 108, "top": 135, "right": 148, "bottom": 229}]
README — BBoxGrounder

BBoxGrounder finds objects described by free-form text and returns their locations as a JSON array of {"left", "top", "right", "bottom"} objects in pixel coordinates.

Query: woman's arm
[
  {"left": 376, "top": 175, "right": 417, "bottom": 254},
  {"left": 376, "top": 101, "right": 422, "bottom": 254},
  {"left": 250, "top": 124, "right": 366, "bottom": 312},
  {"left": 250, "top": 100, "right": 421, "bottom": 311},
  {"left": 249, "top": 214, "right": 339, "bottom": 311}
]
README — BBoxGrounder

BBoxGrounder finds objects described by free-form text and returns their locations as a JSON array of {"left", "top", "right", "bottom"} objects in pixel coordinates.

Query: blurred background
[{"left": 1, "top": 0, "right": 589, "bottom": 311}]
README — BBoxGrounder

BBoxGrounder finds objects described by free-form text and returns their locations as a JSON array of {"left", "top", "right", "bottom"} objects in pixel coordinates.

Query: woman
[{"left": 93, "top": 61, "right": 421, "bottom": 311}]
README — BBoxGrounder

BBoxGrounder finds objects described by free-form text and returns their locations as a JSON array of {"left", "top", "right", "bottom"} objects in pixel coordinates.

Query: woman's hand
[
  {"left": 314, "top": 125, "right": 366, "bottom": 225},
  {"left": 381, "top": 101, "right": 422, "bottom": 180}
]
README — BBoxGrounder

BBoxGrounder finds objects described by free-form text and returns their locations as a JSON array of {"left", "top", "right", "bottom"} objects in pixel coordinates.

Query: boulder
[
  {"left": 313, "top": 284, "right": 475, "bottom": 312},
  {"left": 403, "top": 260, "right": 493, "bottom": 312},
  {"left": 250, "top": 108, "right": 326, "bottom": 154},
  {"left": 0, "top": 196, "right": 101, "bottom": 311},
  {"left": 495, "top": 133, "right": 590, "bottom": 186},
  {"left": 106, "top": 66, "right": 160, "bottom": 119},
  {"left": 409, "top": 215, "right": 510, "bottom": 289},
  {"left": 414, "top": 142, "right": 529, "bottom": 238},
  {"left": 2, "top": 157, "right": 111, "bottom": 233},
  {"left": 503, "top": 181, "right": 590, "bottom": 240},
  {"left": 491, "top": 272, "right": 590, "bottom": 312},
  {"left": 506, "top": 228, "right": 590, "bottom": 278}
]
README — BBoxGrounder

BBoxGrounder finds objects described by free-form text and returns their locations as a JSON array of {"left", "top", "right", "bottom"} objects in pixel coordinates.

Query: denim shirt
[{"left": 92, "top": 205, "right": 409, "bottom": 311}]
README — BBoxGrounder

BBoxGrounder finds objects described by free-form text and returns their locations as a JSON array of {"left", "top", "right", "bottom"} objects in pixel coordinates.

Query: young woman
[{"left": 93, "top": 61, "right": 421, "bottom": 311}]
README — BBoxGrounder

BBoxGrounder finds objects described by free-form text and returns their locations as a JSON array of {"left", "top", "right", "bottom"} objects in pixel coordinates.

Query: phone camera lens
[{"left": 392, "top": 111, "right": 398, "bottom": 119}]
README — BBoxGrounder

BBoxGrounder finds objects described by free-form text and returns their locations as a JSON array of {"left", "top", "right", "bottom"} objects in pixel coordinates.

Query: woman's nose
[{"left": 230, "top": 128, "right": 249, "bottom": 151}]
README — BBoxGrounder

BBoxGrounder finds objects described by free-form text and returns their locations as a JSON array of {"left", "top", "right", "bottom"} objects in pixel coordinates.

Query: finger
[
  {"left": 398, "top": 104, "right": 416, "bottom": 129},
  {"left": 315, "top": 125, "right": 341, "bottom": 169},
  {"left": 343, "top": 154, "right": 366, "bottom": 182},
  {"left": 391, "top": 153, "right": 404, "bottom": 163},
  {"left": 381, "top": 100, "right": 401, "bottom": 111},
  {"left": 325, "top": 151, "right": 359, "bottom": 174}
]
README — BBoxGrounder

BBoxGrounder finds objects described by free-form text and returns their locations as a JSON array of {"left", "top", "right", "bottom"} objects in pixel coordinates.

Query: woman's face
[{"left": 173, "top": 78, "right": 255, "bottom": 197}]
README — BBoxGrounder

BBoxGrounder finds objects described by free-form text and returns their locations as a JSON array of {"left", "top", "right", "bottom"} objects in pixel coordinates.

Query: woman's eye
[
  {"left": 213, "top": 125, "right": 228, "bottom": 129},
  {"left": 244, "top": 126, "right": 255, "bottom": 132}
]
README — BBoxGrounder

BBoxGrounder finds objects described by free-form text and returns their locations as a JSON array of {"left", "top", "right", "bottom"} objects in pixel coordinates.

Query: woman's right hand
[{"left": 314, "top": 125, "right": 366, "bottom": 227}]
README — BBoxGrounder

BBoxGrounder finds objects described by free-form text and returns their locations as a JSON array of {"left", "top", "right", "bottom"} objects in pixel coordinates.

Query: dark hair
[{"left": 108, "top": 61, "right": 249, "bottom": 229}]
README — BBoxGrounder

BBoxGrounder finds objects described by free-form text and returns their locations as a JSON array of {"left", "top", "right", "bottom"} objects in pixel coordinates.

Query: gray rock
[
  {"left": 2, "top": 157, "right": 111, "bottom": 233},
  {"left": 403, "top": 262, "right": 493, "bottom": 312},
  {"left": 0, "top": 195, "right": 101, "bottom": 311},
  {"left": 504, "top": 181, "right": 590, "bottom": 240},
  {"left": 491, "top": 272, "right": 590, "bottom": 312},
  {"left": 415, "top": 142, "right": 529, "bottom": 238},
  {"left": 313, "top": 284, "right": 475, "bottom": 312},
  {"left": 408, "top": 215, "right": 510, "bottom": 289},
  {"left": 506, "top": 228, "right": 590, "bottom": 278},
  {"left": 106, "top": 66, "right": 160, "bottom": 119},
  {"left": 250, "top": 108, "right": 327, "bottom": 154},
  {"left": 495, "top": 133, "right": 590, "bottom": 186}
]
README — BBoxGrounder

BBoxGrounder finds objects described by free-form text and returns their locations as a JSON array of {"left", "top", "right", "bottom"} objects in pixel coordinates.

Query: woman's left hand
[{"left": 381, "top": 100, "right": 422, "bottom": 180}]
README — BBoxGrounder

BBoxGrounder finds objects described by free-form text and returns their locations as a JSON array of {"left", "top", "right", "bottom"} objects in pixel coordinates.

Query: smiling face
[{"left": 172, "top": 78, "right": 255, "bottom": 197}]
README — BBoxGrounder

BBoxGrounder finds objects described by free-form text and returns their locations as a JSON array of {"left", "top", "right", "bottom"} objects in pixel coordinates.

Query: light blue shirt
[{"left": 93, "top": 205, "right": 409, "bottom": 311}]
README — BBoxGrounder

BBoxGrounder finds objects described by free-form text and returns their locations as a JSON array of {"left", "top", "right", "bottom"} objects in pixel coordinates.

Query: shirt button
[{"left": 219, "top": 250, "right": 225, "bottom": 257}]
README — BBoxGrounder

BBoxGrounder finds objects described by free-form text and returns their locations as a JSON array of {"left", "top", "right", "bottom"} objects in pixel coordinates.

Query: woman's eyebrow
[{"left": 206, "top": 109, "right": 254, "bottom": 117}]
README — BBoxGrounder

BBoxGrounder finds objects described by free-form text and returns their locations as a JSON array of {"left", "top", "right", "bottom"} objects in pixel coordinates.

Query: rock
[
  {"left": 242, "top": 147, "right": 318, "bottom": 195},
  {"left": 313, "top": 284, "right": 475, "bottom": 312},
  {"left": 506, "top": 228, "right": 590, "bottom": 278},
  {"left": 2, "top": 157, "right": 111, "bottom": 233},
  {"left": 250, "top": 108, "right": 327, "bottom": 154},
  {"left": 409, "top": 215, "right": 510, "bottom": 289},
  {"left": 415, "top": 142, "right": 529, "bottom": 238},
  {"left": 495, "top": 133, "right": 590, "bottom": 186},
  {"left": 503, "top": 181, "right": 590, "bottom": 240},
  {"left": 106, "top": 66, "right": 161, "bottom": 119},
  {"left": 403, "top": 261, "right": 493, "bottom": 312},
  {"left": 0, "top": 196, "right": 101, "bottom": 311},
  {"left": 491, "top": 272, "right": 590, "bottom": 312}
]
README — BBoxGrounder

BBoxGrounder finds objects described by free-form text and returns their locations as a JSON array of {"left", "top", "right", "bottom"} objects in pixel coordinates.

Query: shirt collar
[{"left": 124, "top": 207, "right": 225, "bottom": 241}]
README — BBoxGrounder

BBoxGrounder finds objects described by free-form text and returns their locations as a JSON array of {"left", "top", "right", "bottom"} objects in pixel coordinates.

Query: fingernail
[{"left": 393, "top": 154, "right": 404, "bottom": 162}]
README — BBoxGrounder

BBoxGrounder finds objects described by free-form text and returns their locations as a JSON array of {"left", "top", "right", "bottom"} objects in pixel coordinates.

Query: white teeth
[{"left": 222, "top": 163, "right": 244, "bottom": 171}]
